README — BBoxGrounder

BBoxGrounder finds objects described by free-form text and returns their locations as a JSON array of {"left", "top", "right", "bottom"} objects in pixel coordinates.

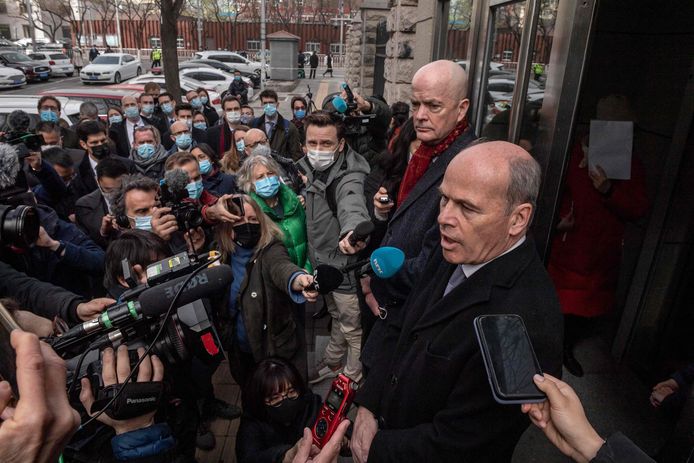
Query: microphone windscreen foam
[
  {"left": 164, "top": 168, "right": 190, "bottom": 195},
  {"left": 370, "top": 247, "right": 405, "bottom": 279},
  {"left": 0, "top": 143, "right": 20, "bottom": 190}
]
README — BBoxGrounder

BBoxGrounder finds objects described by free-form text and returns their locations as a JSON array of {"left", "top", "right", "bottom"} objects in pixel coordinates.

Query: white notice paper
[{"left": 588, "top": 120, "right": 633, "bottom": 180}]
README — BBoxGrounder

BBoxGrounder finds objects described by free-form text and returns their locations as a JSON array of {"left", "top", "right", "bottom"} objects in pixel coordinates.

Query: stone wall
[
  {"left": 344, "top": 1, "right": 389, "bottom": 96},
  {"left": 345, "top": 0, "right": 439, "bottom": 104}
]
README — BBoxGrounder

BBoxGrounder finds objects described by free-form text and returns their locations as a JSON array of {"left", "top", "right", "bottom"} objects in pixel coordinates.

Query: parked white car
[
  {"left": 80, "top": 53, "right": 142, "bottom": 84},
  {"left": 124, "top": 74, "right": 223, "bottom": 110},
  {"left": 28, "top": 52, "right": 75, "bottom": 77},
  {"left": 192, "top": 51, "right": 268, "bottom": 77},
  {"left": 0, "top": 66, "right": 26, "bottom": 89},
  {"left": 179, "top": 67, "right": 254, "bottom": 99},
  {"left": 0, "top": 96, "right": 80, "bottom": 128}
]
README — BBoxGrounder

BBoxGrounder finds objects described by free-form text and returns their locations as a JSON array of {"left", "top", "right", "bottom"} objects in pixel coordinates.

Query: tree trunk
[{"left": 160, "top": 0, "right": 184, "bottom": 101}]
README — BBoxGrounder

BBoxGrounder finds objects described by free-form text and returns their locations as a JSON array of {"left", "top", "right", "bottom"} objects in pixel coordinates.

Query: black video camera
[
  {"left": 160, "top": 179, "right": 203, "bottom": 231},
  {"left": 0, "top": 131, "right": 44, "bottom": 160},
  {"left": 45, "top": 254, "right": 230, "bottom": 412},
  {"left": 0, "top": 143, "right": 40, "bottom": 248},
  {"left": 328, "top": 83, "right": 377, "bottom": 136}
]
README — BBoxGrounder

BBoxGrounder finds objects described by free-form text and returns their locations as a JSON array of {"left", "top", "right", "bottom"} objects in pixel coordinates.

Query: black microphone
[
  {"left": 348, "top": 221, "right": 374, "bottom": 246},
  {"left": 138, "top": 265, "right": 232, "bottom": 316},
  {"left": 61, "top": 265, "right": 232, "bottom": 339},
  {"left": 306, "top": 264, "right": 344, "bottom": 294}
]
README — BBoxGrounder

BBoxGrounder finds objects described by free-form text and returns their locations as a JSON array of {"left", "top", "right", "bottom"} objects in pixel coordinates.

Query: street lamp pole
[
  {"left": 260, "top": 0, "right": 266, "bottom": 89},
  {"left": 24, "top": 0, "right": 36, "bottom": 50},
  {"left": 115, "top": 0, "right": 123, "bottom": 52}
]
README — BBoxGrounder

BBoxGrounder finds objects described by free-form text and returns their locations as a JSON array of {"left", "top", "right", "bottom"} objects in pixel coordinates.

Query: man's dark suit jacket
[
  {"left": 75, "top": 188, "right": 109, "bottom": 248},
  {"left": 251, "top": 113, "right": 303, "bottom": 161},
  {"left": 70, "top": 154, "right": 135, "bottom": 200},
  {"left": 205, "top": 123, "right": 234, "bottom": 157},
  {"left": 109, "top": 117, "right": 156, "bottom": 157},
  {"left": 356, "top": 239, "right": 563, "bottom": 462},
  {"left": 363, "top": 126, "right": 476, "bottom": 368}
]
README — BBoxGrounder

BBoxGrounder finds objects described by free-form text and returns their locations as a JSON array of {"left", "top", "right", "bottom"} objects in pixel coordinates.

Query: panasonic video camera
[{"left": 45, "top": 252, "right": 230, "bottom": 408}]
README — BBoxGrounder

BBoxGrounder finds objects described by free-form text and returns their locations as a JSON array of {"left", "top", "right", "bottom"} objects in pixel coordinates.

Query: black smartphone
[
  {"left": 227, "top": 196, "right": 245, "bottom": 217},
  {"left": 474, "top": 314, "right": 546, "bottom": 404},
  {"left": 0, "top": 304, "right": 19, "bottom": 397}
]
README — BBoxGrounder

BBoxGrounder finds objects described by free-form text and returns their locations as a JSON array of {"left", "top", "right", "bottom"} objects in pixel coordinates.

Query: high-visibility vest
[{"left": 152, "top": 50, "right": 161, "bottom": 60}]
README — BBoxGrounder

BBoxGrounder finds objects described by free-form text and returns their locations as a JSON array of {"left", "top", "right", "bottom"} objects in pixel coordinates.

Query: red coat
[{"left": 548, "top": 141, "right": 649, "bottom": 317}]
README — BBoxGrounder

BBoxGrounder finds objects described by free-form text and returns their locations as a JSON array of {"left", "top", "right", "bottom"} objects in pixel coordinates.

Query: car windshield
[
  {"left": 50, "top": 54, "right": 68, "bottom": 60},
  {"left": 3, "top": 53, "right": 31, "bottom": 62},
  {"left": 92, "top": 56, "right": 120, "bottom": 65}
]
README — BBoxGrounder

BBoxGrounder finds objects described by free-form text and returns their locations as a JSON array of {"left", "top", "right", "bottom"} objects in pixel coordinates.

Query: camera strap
[{"left": 91, "top": 381, "right": 165, "bottom": 420}]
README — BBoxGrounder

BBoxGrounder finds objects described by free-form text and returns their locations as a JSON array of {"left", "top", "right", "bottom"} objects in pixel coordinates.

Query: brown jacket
[{"left": 219, "top": 239, "right": 304, "bottom": 362}]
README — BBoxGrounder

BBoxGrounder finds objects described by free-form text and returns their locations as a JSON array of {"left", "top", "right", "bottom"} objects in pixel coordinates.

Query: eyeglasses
[{"left": 265, "top": 388, "right": 299, "bottom": 407}]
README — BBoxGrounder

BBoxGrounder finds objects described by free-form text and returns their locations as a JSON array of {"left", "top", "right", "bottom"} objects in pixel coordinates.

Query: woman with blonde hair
[
  {"left": 237, "top": 154, "right": 311, "bottom": 272},
  {"left": 215, "top": 195, "right": 318, "bottom": 384}
]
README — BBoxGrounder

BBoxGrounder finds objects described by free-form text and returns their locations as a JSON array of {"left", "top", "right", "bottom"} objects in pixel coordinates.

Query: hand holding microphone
[
  {"left": 339, "top": 221, "right": 374, "bottom": 255},
  {"left": 291, "top": 273, "right": 320, "bottom": 302}
]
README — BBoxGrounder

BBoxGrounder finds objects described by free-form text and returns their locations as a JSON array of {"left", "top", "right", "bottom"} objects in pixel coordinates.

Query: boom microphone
[
  {"left": 341, "top": 246, "right": 405, "bottom": 278},
  {"left": 348, "top": 221, "right": 375, "bottom": 246},
  {"left": 61, "top": 265, "right": 232, "bottom": 340},
  {"left": 138, "top": 264, "right": 232, "bottom": 316}
]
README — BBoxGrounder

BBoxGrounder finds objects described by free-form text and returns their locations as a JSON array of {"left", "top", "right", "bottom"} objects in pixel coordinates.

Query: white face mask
[
  {"left": 307, "top": 148, "right": 338, "bottom": 171},
  {"left": 226, "top": 111, "right": 241, "bottom": 124}
]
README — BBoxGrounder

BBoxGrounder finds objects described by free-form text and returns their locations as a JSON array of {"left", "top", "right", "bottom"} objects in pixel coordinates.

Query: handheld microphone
[
  {"left": 306, "top": 264, "right": 344, "bottom": 294},
  {"left": 348, "top": 221, "right": 374, "bottom": 247},
  {"left": 341, "top": 246, "right": 405, "bottom": 278},
  {"left": 61, "top": 265, "right": 232, "bottom": 339}
]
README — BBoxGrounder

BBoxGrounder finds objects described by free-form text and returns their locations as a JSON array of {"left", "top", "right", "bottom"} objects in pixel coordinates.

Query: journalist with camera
[{"left": 323, "top": 83, "right": 391, "bottom": 167}]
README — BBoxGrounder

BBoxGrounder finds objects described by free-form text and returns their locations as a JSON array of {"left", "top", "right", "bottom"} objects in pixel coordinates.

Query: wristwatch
[{"left": 54, "top": 241, "right": 66, "bottom": 257}]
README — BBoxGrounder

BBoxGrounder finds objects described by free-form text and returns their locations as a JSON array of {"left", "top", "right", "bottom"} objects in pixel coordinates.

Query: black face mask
[
  {"left": 265, "top": 397, "right": 303, "bottom": 425},
  {"left": 233, "top": 222, "right": 261, "bottom": 249},
  {"left": 91, "top": 143, "right": 111, "bottom": 160}
]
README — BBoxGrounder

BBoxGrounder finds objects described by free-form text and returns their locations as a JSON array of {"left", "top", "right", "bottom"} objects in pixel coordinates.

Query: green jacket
[{"left": 251, "top": 183, "right": 312, "bottom": 273}]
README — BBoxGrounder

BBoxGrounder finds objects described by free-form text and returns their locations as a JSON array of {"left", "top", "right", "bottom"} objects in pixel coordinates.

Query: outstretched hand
[{"left": 521, "top": 374, "right": 604, "bottom": 463}]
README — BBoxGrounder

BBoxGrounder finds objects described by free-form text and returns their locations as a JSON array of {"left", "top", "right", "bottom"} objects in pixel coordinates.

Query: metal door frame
[{"left": 465, "top": 0, "right": 600, "bottom": 261}]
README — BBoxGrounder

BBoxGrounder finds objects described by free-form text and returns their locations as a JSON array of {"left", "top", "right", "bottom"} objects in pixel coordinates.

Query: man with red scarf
[{"left": 362, "top": 60, "right": 476, "bottom": 366}]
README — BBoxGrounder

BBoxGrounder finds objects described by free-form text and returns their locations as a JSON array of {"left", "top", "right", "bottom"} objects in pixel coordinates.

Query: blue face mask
[
  {"left": 234, "top": 76, "right": 241, "bottom": 81},
  {"left": 40, "top": 109, "right": 59, "bottom": 123},
  {"left": 141, "top": 104, "right": 154, "bottom": 115},
  {"left": 186, "top": 179, "right": 204, "bottom": 200},
  {"left": 264, "top": 103, "right": 277, "bottom": 117},
  {"left": 199, "top": 159, "right": 212, "bottom": 174},
  {"left": 109, "top": 114, "right": 123, "bottom": 125},
  {"left": 200, "top": 96, "right": 209, "bottom": 105},
  {"left": 132, "top": 215, "right": 152, "bottom": 231},
  {"left": 254, "top": 175, "right": 280, "bottom": 199},
  {"left": 240, "top": 115, "right": 253, "bottom": 125},
  {"left": 193, "top": 122, "right": 207, "bottom": 130},
  {"left": 124, "top": 106, "right": 139, "bottom": 119},
  {"left": 190, "top": 97, "right": 202, "bottom": 109},
  {"left": 236, "top": 139, "right": 245, "bottom": 152},
  {"left": 175, "top": 133, "right": 193, "bottom": 150},
  {"left": 294, "top": 109, "right": 306, "bottom": 120},
  {"left": 137, "top": 143, "right": 156, "bottom": 159},
  {"left": 161, "top": 102, "right": 174, "bottom": 114}
]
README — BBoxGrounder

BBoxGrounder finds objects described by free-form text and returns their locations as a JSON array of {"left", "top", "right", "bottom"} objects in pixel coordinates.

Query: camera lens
[{"left": 0, "top": 205, "right": 40, "bottom": 248}]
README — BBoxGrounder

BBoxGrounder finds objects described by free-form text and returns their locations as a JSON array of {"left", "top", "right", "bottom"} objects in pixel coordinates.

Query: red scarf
[{"left": 397, "top": 119, "right": 468, "bottom": 207}]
